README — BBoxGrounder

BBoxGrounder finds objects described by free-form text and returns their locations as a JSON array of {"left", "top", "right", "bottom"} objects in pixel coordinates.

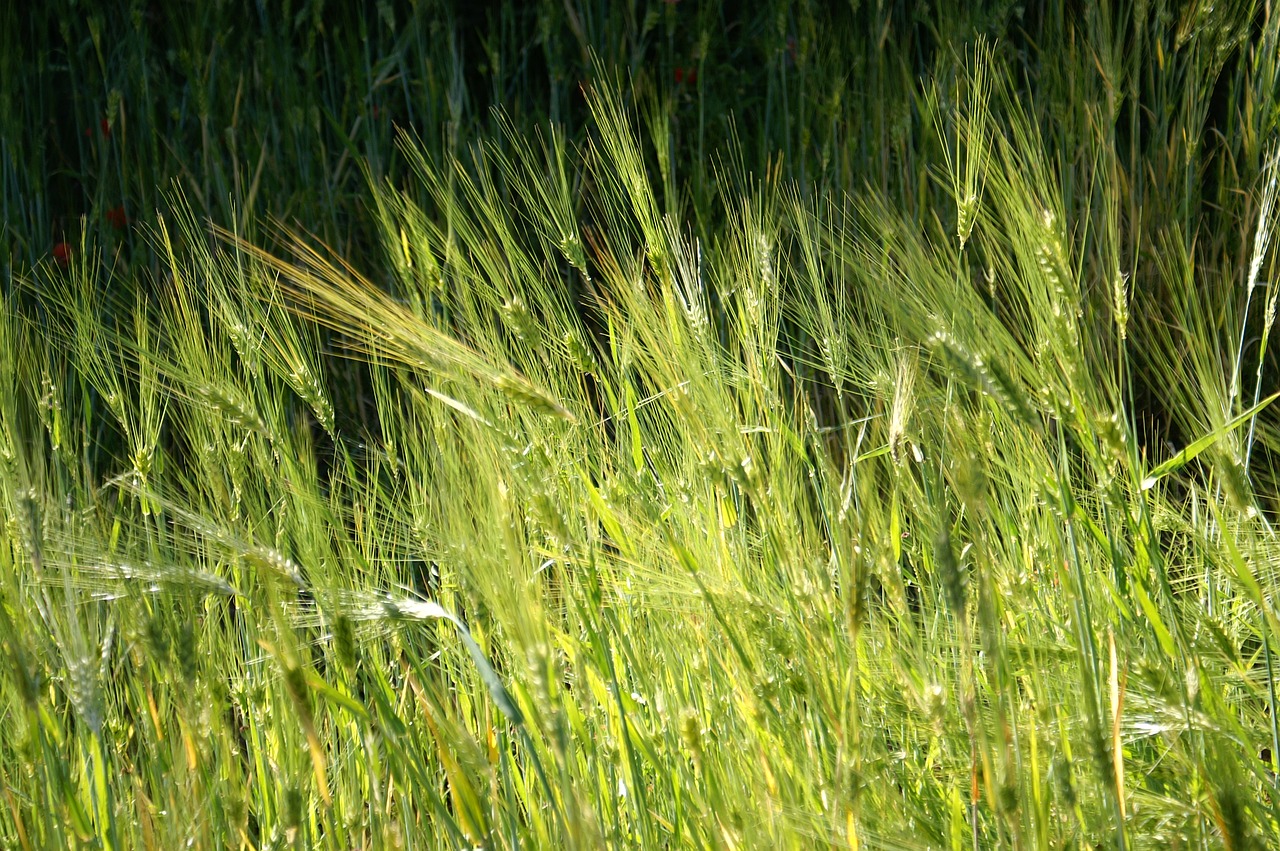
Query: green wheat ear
[
  {"left": 932, "top": 37, "right": 994, "bottom": 252},
  {"left": 351, "top": 594, "right": 525, "bottom": 726}
]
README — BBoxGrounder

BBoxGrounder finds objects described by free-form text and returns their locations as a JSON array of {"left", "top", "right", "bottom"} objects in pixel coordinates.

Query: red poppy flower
[
  {"left": 101, "top": 119, "right": 111, "bottom": 137},
  {"left": 106, "top": 205, "right": 127, "bottom": 230},
  {"left": 53, "top": 242, "right": 72, "bottom": 268}
]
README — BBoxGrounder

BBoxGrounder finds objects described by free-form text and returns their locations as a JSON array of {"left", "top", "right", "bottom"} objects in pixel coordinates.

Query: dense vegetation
[{"left": 3, "top": 1, "right": 1280, "bottom": 847}]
